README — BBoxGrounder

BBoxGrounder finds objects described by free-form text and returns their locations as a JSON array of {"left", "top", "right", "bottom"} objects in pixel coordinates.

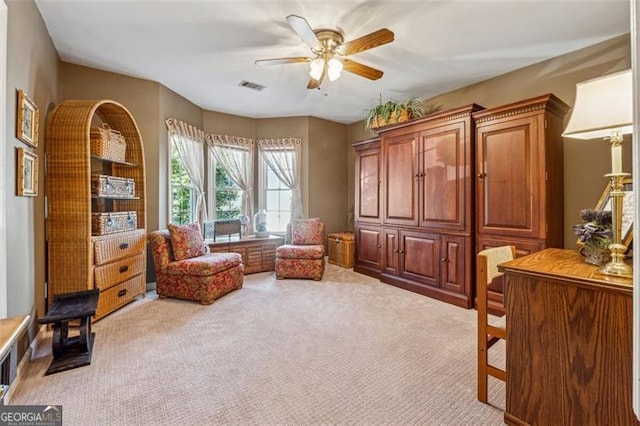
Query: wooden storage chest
[{"left": 327, "top": 232, "right": 355, "bottom": 268}]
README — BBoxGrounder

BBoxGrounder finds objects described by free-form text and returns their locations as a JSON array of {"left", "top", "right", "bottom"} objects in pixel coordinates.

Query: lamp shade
[
  {"left": 562, "top": 69, "right": 632, "bottom": 140},
  {"left": 309, "top": 58, "right": 324, "bottom": 80},
  {"left": 327, "top": 58, "right": 343, "bottom": 81}
]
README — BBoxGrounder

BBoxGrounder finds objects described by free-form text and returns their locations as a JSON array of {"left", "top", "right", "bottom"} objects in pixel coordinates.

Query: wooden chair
[{"left": 477, "top": 245, "right": 516, "bottom": 403}]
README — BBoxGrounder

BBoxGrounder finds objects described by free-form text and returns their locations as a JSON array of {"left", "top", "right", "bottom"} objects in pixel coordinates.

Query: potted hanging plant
[{"left": 364, "top": 95, "right": 440, "bottom": 131}]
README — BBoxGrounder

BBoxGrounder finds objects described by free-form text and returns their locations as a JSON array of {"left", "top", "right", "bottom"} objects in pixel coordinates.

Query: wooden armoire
[
  {"left": 353, "top": 94, "right": 569, "bottom": 310},
  {"left": 472, "top": 94, "right": 569, "bottom": 312},
  {"left": 354, "top": 104, "right": 482, "bottom": 308}
]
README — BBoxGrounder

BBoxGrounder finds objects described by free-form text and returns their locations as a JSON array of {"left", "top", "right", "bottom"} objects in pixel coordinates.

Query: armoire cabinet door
[
  {"left": 440, "top": 235, "right": 466, "bottom": 294},
  {"left": 383, "top": 133, "right": 419, "bottom": 226},
  {"left": 476, "top": 115, "right": 541, "bottom": 238},
  {"left": 420, "top": 121, "right": 469, "bottom": 231},
  {"left": 381, "top": 228, "right": 399, "bottom": 275},
  {"left": 354, "top": 224, "right": 382, "bottom": 273},
  {"left": 354, "top": 143, "right": 381, "bottom": 224},
  {"left": 400, "top": 230, "right": 439, "bottom": 286}
]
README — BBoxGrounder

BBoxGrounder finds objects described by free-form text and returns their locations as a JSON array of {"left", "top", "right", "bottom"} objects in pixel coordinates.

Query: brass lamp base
[
  {"left": 599, "top": 245, "right": 632, "bottom": 278},
  {"left": 597, "top": 168, "right": 633, "bottom": 279},
  {"left": 599, "top": 259, "right": 633, "bottom": 278}
]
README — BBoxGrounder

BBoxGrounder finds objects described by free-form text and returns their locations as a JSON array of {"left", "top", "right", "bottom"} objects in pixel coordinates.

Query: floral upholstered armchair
[
  {"left": 148, "top": 224, "right": 244, "bottom": 304},
  {"left": 275, "top": 218, "right": 325, "bottom": 280}
]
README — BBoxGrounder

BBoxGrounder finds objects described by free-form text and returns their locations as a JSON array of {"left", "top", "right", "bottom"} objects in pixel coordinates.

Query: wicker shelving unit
[{"left": 46, "top": 100, "right": 147, "bottom": 320}]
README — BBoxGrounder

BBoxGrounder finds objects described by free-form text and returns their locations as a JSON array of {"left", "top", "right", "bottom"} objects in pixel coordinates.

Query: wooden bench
[{"left": 37, "top": 289, "right": 99, "bottom": 375}]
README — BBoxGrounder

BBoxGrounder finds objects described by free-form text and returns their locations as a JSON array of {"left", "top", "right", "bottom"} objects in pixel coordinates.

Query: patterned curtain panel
[
  {"left": 256, "top": 138, "right": 303, "bottom": 221},
  {"left": 165, "top": 118, "right": 208, "bottom": 223},
  {"left": 205, "top": 134, "right": 255, "bottom": 232}
]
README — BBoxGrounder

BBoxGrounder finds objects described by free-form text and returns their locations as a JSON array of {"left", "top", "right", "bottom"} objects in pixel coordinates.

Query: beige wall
[
  {"left": 203, "top": 110, "right": 257, "bottom": 139},
  {"left": 6, "top": 0, "right": 58, "bottom": 318},
  {"left": 347, "top": 34, "right": 631, "bottom": 249},
  {"left": 309, "top": 117, "right": 348, "bottom": 235}
]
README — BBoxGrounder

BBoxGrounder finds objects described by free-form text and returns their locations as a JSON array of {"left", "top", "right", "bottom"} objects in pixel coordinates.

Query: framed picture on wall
[
  {"left": 595, "top": 177, "right": 633, "bottom": 251},
  {"left": 17, "top": 148, "right": 38, "bottom": 197},
  {"left": 16, "top": 89, "right": 39, "bottom": 148}
]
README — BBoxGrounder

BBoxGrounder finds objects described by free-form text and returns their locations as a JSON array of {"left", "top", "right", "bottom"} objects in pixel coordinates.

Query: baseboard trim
[{"left": 4, "top": 323, "right": 46, "bottom": 404}]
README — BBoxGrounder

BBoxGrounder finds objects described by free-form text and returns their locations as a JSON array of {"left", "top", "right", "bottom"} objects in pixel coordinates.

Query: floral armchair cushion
[
  {"left": 291, "top": 218, "right": 324, "bottom": 245},
  {"left": 167, "top": 223, "right": 206, "bottom": 261}
]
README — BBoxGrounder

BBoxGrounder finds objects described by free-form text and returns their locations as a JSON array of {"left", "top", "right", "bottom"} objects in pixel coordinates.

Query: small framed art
[
  {"left": 17, "top": 148, "right": 38, "bottom": 197},
  {"left": 16, "top": 89, "right": 39, "bottom": 148}
]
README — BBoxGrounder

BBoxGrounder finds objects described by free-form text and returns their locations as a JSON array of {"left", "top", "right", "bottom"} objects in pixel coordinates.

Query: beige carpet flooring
[{"left": 11, "top": 264, "right": 505, "bottom": 425}]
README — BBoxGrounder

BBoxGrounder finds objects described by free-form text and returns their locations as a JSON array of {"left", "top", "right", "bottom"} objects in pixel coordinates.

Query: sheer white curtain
[
  {"left": 257, "top": 138, "right": 303, "bottom": 221},
  {"left": 165, "top": 118, "right": 207, "bottom": 223},
  {"left": 205, "top": 134, "right": 254, "bottom": 232}
]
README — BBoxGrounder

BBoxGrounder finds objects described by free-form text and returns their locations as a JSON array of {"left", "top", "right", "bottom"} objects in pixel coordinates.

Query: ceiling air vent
[{"left": 239, "top": 80, "right": 266, "bottom": 91}]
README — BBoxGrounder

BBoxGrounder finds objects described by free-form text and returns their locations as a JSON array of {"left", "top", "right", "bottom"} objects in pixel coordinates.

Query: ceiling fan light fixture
[
  {"left": 309, "top": 57, "right": 324, "bottom": 80},
  {"left": 327, "top": 57, "right": 343, "bottom": 81}
]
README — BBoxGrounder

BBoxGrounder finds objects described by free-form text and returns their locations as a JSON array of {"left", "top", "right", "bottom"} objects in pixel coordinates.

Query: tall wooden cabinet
[
  {"left": 353, "top": 94, "right": 570, "bottom": 310},
  {"left": 46, "top": 100, "right": 147, "bottom": 320},
  {"left": 473, "top": 94, "right": 569, "bottom": 312},
  {"left": 354, "top": 105, "right": 482, "bottom": 308}
]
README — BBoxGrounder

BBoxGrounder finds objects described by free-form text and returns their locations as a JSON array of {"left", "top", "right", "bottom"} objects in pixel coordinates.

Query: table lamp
[{"left": 562, "top": 69, "right": 633, "bottom": 278}]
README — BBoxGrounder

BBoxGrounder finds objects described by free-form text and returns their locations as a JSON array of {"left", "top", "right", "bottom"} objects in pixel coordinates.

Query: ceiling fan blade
[
  {"left": 336, "top": 28, "right": 394, "bottom": 56},
  {"left": 342, "top": 59, "right": 384, "bottom": 80},
  {"left": 286, "top": 15, "right": 323, "bottom": 51},
  {"left": 254, "top": 57, "right": 311, "bottom": 66},
  {"left": 307, "top": 65, "right": 327, "bottom": 89}
]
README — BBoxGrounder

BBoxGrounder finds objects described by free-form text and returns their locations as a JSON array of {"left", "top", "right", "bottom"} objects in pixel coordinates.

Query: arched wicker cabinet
[{"left": 46, "top": 100, "right": 147, "bottom": 320}]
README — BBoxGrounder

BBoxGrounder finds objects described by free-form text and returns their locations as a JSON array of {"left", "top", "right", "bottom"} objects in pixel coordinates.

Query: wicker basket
[
  {"left": 327, "top": 232, "right": 355, "bottom": 268},
  {"left": 91, "top": 211, "right": 137, "bottom": 236},
  {"left": 90, "top": 123, "right": 126, "bottom": 162},
  {"left": 91, "top": 174, "right": 135, "bottom": 198}
]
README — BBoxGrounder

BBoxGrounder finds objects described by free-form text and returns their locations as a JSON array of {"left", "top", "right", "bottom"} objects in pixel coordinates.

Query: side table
[
  {"left": 206, "top": 235, "right": 285, "bottom": 274},
  {"left": 38, "top": 289, "right": 99, "bottom": 375}
]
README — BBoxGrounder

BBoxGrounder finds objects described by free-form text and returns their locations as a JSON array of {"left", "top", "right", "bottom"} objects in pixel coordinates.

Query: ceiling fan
[{"left": 255, "top": 15, "right": 394, "bottom": 89}]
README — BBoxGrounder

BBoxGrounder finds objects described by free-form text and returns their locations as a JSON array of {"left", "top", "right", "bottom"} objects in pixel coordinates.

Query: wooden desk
[
  {"left": 499, "top": 248, "right": 637, "bottom": 425},
  {"left": 206, "top": 235, "right": 284, "bottom": 274}
]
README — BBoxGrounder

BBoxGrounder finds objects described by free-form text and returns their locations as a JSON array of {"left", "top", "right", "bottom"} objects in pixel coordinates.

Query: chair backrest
[
  {"left": 477, "top": 245, "right": 516, "bottom": 304},
  {"left": 286, "top": 218, "right": 325, "bottom": 245},
  {"left": 148, "top": 230, "right": 175, "bottom": 272}
]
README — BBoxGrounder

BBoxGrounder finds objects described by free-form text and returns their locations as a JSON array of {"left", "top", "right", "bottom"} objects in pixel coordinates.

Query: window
[
  {"left": 257, "top": 139, "right": 302, "bottom": 233},
  {"left": 170, "top": 140, "right": 197, "bottom": 224},
  {"left": 262, "top": 162, "right": 292, "bottom": 233},
  {"left": 212, "top": 159, "right": 242, "bottom": 220}
]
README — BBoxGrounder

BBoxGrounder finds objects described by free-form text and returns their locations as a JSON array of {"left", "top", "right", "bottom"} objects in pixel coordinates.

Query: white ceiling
[{"left": 35, "top": 0, "right": 630, "bottom": 124}]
